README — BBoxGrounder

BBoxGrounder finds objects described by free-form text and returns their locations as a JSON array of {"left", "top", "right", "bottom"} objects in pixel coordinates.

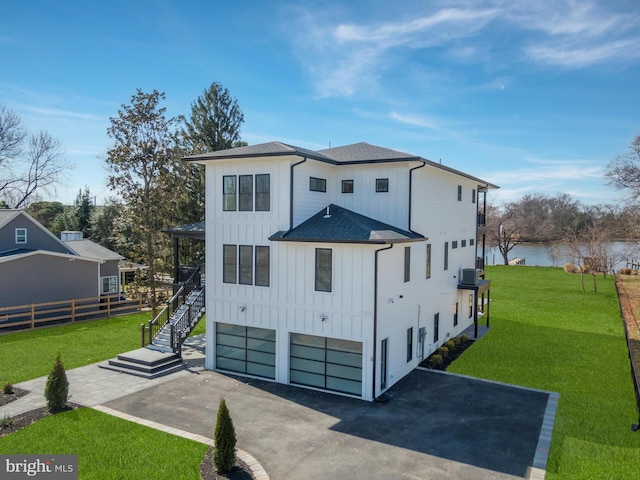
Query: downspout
[
  {"left": 408, "top": 161, "right": 427, "bottom": 233},
  {"left": 373, "top": 243, "right": 393, "bottom": 401},
  {"left": 289, "top": 157, "right": 308, "bottom": 231}
]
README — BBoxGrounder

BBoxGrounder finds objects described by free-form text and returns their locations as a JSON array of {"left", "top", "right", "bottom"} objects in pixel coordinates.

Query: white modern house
[{"left": 185, "top": 141, "right": 497, "bottom": 401}]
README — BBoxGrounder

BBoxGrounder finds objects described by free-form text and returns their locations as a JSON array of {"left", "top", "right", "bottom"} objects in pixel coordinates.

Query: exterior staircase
[{"left": 99, "top": 268, "right": 205, "bottom": 378}]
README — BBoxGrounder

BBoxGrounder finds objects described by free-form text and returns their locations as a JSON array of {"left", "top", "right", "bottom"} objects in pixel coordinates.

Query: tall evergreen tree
[
  {"left": 74, "top": 186, "right": 95, "bottom": 237},
  {"left": 105, "top": 89, "right": 182, "bottom": 315},
  {"left": 213, "top": 397, "right": 237, "bottom": 473}
]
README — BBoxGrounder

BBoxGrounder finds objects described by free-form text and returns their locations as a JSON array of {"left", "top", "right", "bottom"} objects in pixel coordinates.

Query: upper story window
[
  {"left": 472, "top": 188, "right": 476, "bottom": 204},
  {"left": 223, "top": 244, "right": 270, "bottom": 287},
  {"left": 342, "top": 179, "right": 354, "bottom": 194},
  {"left": 223, "top": 174, "right": 270, "bottom": 211},
  {"left": 426, "top": 244, "right": 431, "bottom": 279},
  {"left": 404, "top": 246, "right": 411, "bottom": 282},
  {"left": 461, "top": 239, "right": 467, "bottom": 248},
  {"left": 376, "top": 178, "right": 389, "bottom": 193},
  {"left": 15, "top": 228, "right": 27, "bottom": 244},
  {"left": 452, "top": 241, "right": 458, "bottom": 249},
  {"left": 444, "top": 242, "right": 449, "bottom": 271},
  {"left": 310, "top": 177, "right": 326, "bottom": 192},
  {"left": 315, "top": 248, "right": 332, "bottom": 292},
  {"left": 457, "top": 185, "right": 462, "bottom": 201}
]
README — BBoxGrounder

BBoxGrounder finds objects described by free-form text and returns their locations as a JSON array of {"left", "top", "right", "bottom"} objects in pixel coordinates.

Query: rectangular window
[
  {"left": 376, "top": 178, "right": 389, "bottom": 193},
  {"left": 470, "top": 238, "right": 475, "bottom": 246},
  {"left": 223, "top": 176, "right": 237, "bottom": 211},
  {"left": 434, "top": 313, "right": 439, "bottom": 343},
  {"left": 381, "top": 338, "right": 388, "bottom": 390},
  {"left": 452, "top": 241, "right": 458, "bottom": 249},
  {"left": 255, "top": 174, "right": 270, "bottom": 211},
  {"left": 457, "top": 185, "right": 462, "bottom": 201},
  {"left": 444, "top": 242, "right": 449, "bottom": 271},
  {"left": 101, "top": 276, "right": 118, "bottom": 294},
  {"left": 315, "top": 248, "right": 332, "bottom": 292},
  {"left": 469, "top": 294, "right": 474, "bottom": 318},
  {"left": 223, "top": 245, "right": 237, "bottom": 283},
  {"left": 454, "top": 302, "right": 458, "bottom": 327},
  {"left": 239, "top": 245, "right": 253, "bottom": 285},
  {"left": 238, "top": 175, "right": 254, "bottom": 211},
  {"left": 426, "top": 244, "right": 431, "bottom": 279},
  {"left": 472, "top": 188, "right": 476, "bottom": 203},
  {"left": 461, "top": 239, "right": 467, "bottom": 248},
  {"left": 15, "top": 228, "right": 27, "bottom": 244},
  {"left": 310, "top": 177, "right": 326, "bottom": 192},
  {"left": 406, "top": 327, "right": 413, "bottom": 362},
  {"left": 404, "top": 246, "right": 411, "bottom": 282},
  {"left": 342, "top": 179, "right": 354, "bottom": 193},
  {"left": 255, "top": 246, "right": 270, "bottom": 287}
]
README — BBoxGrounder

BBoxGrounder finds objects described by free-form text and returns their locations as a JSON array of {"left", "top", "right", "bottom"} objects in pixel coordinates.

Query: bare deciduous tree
[{"left": 486, "top": 203, "right": 523, "bottom": 265}]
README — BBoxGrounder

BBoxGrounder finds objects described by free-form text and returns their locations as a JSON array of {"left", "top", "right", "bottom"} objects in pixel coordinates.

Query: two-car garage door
[{"left": 215, "top": 323, "right": 363, "bottom": 397}]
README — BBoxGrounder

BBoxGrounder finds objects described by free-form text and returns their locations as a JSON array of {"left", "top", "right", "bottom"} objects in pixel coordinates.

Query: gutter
[
  {"left": 408, "top": 161, "right": 427, "bottom": 234},
  {"left": 373, "top": 243, "right": 393, "bottom": 400},
  {"left": 289, "top": 157, "right": 307, "bottom": 231}
]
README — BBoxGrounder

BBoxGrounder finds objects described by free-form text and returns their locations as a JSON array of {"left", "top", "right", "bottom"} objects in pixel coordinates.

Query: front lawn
[
  {"left": 0, "top": 407, "right": 206, "bottom": 480},
  {"left": 450, "top": 266, "right": 640, "bottom": 479},
  {"left": 0, "top": 312, "right": 152, "bottom": 385}
]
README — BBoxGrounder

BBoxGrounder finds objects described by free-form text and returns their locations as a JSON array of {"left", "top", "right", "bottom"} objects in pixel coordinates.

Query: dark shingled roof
[
  {"left": 164, "top": 221, "right": 206, "bottom": 238},
  {"left": 317, "top": 142, "right": 420, "bottom": 163},
  {"left": 270, "top": 204, "right": 426, "bottom": 244}
]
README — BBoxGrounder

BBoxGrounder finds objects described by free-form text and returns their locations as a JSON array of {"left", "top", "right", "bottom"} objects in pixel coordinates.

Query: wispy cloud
[
  {"left": 389, "top": 112, "right": 442, "bottom": 129},
  {"left": 19, "top": 105, "right": 102, "bottom": 121}
]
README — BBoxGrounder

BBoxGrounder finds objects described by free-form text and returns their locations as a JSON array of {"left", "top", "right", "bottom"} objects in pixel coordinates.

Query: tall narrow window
[
  {"left": 404, "top": 246, "right": 411, "bottom": 282},
  {"left": 342, "top": 179, "right": 354, "bottom": 193},
  {"left": 255, "top": 174, "right": 270, "bottom": 211},
  {"left": 469, "top": 294, "right": 474, "bottom": 318},
  {"left": 434, "top": 313, "right": 439, "bottom": 343},
  {"left": 223, "top": 176, "right": 237, "bottom": 211},
  {"left": 310, "top": 177, "right": 326, "bottom": 192},
  {"left": 223, "top": 245, "right": 237, "bottom": 283},
  {"left": 444, "top": 242, "right": 449, "bottom": 271},
  {"left": 462, "top": 239, "right": 467, "bottom": 248},
  {"left": 376, "top": 178, "right": 389, "bottom": 192},
  {"left": 454, "top": 302, "right": 458, "bottom": 327},
  {"left": 470, "top": 238, "right": 475, "bottom": 246},
  {"left": 239, "top": 245, "right": 253, "bottom": 285},
  {"left": 452, "top": 241, "right": 458, "bottom": 249},
  {"left": 381, "top": 338, "right": 388, "bottom": 390},
  {"left": 406, "top": 327, "right": 413, "bottom": 362},
  {"left": 426, "top": 244, "right": 431, "bottom": 279},
  {"left": 15, "top": 228, "right": 27, "bottom": 244},
  {"left": 315, "top": 248, "right": 332, "bottom": 292},
  {"left": 472, "top": 188, "right": 476, "bottom": 203},
  {"left": 255, "top": 246, "right": 270, "bottom": 287},
  {"left": 239, "top": 175, "right": 253, "bottom": 211},
  {"left": 457, "top": 185, "right": 462, "bottom": 201}
]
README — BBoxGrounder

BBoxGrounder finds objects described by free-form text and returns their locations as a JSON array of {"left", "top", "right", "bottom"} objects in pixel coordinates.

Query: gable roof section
[
  {"left": 183, "top": 141, "right": 498, "bottom": 189},
  {"left": 270, "top": 204, "right": 426, "bottom": 244},
  {"left": 0, "top": 249, "right": 101, "bottom": 265},
  {"left": 0, "top": 209, "right": 21, "bottom": 230},
  {"left": 0, "top": 209, "right": 76, "bottom": 255},
  {"left": 62, "top": 239, "right": 124, "bottom": 261}
]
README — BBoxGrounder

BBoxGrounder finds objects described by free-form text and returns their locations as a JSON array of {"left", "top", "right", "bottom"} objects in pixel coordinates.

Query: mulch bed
[
  {"left": 419, "top": 337, "right": 475, "bottom": 370},
  {"left": 0, "top": 386, "right": 29, "bottom": 407},
  {"left": 0, "top": 404, "right": 80, "bottom": 438},
  {"left": 199, "top": 447, "right": 254, "bottom": 480}
]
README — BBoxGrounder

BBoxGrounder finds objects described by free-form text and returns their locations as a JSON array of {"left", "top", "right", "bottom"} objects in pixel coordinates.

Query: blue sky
[{"left": 1, "top": 0, "right": 639, "bottom": 206}]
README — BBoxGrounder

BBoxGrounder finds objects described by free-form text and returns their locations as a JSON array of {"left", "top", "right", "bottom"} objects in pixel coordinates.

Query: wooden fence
[{"left": 0, "top": 289, "right": 171, "bottom": 333}]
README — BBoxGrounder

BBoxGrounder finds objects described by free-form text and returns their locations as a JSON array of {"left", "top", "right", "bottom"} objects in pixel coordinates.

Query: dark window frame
[
  {"left": 407, "top": 327, "right": 413, "bottom": 362},
  {"left": 434, "top": 313, "right": 439, "bottom": 343},
  {"left": 310, "top": 177, "right": 327, "bottom": 192},
  {"left": 342, "top": 179, "right": 354, "bottom": 194},
  {"left": 223, "top": 244, "right": 237, "bottom": 283},
  {"left": 469, "top": 294, "right": 474, "bottom": 318},
  {"left": 238, "top": 174, "right": 254, "bottom": 211},
  {"left": 426, "top": 244, "right": 431, "bottom": 279},
  {"left": 454, "top": 302, "right": 458, "bottom": 327},
  {"left": 404, "top": 246, "right": 411, "bottom": 283},
  {"left": 461, "top": 239, "right": 467, "bottom": 248},
  {"left": 223, "top": 176, "right": 237, "bottom": 211},
  {"left": 457, "top": 185, "right": 462, "bottom": 201},
  {"left": 255, "top": 246, "right": 270, "bottom": 287},
  {"left": 315, "top": 248, "right": 332, "bottom": 292},
  {"left": 452, "top": 240, "right": 458, "bottom": 249},
  {"left": 444, "top": 242, "right": 449, "bottom": 271},
  {"left": 255, "top": 174, "right": 270, "bottom": 211},
  {"left": 239, "top": 245, "right": 253, "bottom": 285},
  {"left": 472, "top": 188, "right": 476, "bottom": 204},
  {"left": 376, "top": 178, "right": 389, "bottom": 193}
]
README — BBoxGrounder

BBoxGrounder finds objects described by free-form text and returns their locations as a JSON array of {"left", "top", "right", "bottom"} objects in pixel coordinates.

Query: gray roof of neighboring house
[
  {"left": 0, "top": 209, "right": 20, "bottom": 228},
  {"left": 63, "top": 239, "right": 124, "bottom": 261},
  {"left": 270, "top": 204, "right": 426, "bottom": 244},
  {"left": 183, "top": 141, "right": 498, "bottom": 189}
]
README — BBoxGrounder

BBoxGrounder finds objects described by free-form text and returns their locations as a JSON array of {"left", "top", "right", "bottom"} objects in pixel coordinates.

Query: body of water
[{"left": 484, "top": 241, "right": 639, "bottom": 269}]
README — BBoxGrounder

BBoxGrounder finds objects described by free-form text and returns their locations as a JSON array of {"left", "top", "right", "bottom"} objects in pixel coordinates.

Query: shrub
[
  {"left": 619, "top": 268, "right": 633, "bottom": 275},
  {"left": 44, "top": 354, "right": 69, "bottom": 412},
  {"left": 437, "top": 346, "right": 449, "bottom": 356},
  {"left": 429, "top": 354, "right": 443, "bottom": 367},
  {"left": 213, "top": 397, "right": 236, "bottom": 473},
  {"left": 460, "top": 334, "right": 469, "bottom": 343},
  {"left": 1, "top": 414, "right": 13, "bottom": 429},
  {"left": 445, "top": 340, "right": 456, "bottom": 350},
  {"left": 564, "top": 263, "right": 578, "bottom": 273},
  {"left": 451, "top": 337, "right": 461, "bottom": 347},
  {"left": 3, "top": 382, "right": 13, "bottom": 394}
]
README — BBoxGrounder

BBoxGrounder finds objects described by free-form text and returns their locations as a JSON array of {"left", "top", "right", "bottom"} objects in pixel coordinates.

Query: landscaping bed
[
  {"left": 419, "top": 334, "right": 475, "bottom": 370},
  {"left": 0, "top": 386, "right": 28, "bottom": 407}
]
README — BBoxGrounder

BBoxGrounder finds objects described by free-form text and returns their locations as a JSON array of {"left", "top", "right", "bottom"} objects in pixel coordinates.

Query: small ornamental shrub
[
  {"left": 437, "top": 346, "right": 449, "bottom": 356},
  {"left": 429, "top": 354, "right": 443, "bottom": 367},
  {"left": 3, "top": 382, "right": 13, "bottom": 394},
  {"left": 44, "top": 354, "right": 69, "bottom": 412},
  {"left": 619, "top": 268, "right": 632, "bottom": 275},
  {"left": 213, "top": 397, "right": 237, "bottom": 473},
  {"left": 444, "top": 340, "right": 456, "bottom": 350},
  {"left": 1, "top": 414, "right": 13, "bottom": 429},
  {"left": 564, "top": 263, "right": 578, "bottom": 274},
  {"left": 451, "top": 337, "right": 461, "bottom": 347},
  {"left": 460, "top": 334, "right": 469, "bottom": 343}
]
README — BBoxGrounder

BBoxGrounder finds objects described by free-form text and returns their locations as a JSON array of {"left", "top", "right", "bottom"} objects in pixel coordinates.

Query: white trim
[{"left": 15, "top": 227, "right": 27, "bottom": 244}]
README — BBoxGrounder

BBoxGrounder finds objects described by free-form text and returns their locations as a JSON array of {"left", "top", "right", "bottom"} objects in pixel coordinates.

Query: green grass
[
  {"left": 0, "top": 408, "right": 207, "bottom": 480},
  {"left": 0, "top": 312, "right": 152, "bottom": 385},
  {"left": 450, "top": 266, "right": 640, "bottom": 479}
]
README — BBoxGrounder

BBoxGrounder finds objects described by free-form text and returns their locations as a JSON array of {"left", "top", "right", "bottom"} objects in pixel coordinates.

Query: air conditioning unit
[{"left": 462, "top": 268, "right": 479, "bottom": 285}]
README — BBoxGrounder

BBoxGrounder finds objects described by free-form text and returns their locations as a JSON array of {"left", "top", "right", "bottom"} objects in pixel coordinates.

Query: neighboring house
[
  {"left": 0, "top": 209, "right": 123, "bottom": 309},
  {"left": 185, "top": 141, "right": 498, "bottom": 401}
]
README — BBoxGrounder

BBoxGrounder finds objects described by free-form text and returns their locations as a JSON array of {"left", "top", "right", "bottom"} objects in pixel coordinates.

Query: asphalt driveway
[{"left": 103, "top": 368, "right": 553, "bottom": 480}]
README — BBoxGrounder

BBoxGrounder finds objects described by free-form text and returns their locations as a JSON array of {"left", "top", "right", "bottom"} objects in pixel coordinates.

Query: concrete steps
[{"left": 99, "top": 348, "right": 183, "bottom": 379}]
